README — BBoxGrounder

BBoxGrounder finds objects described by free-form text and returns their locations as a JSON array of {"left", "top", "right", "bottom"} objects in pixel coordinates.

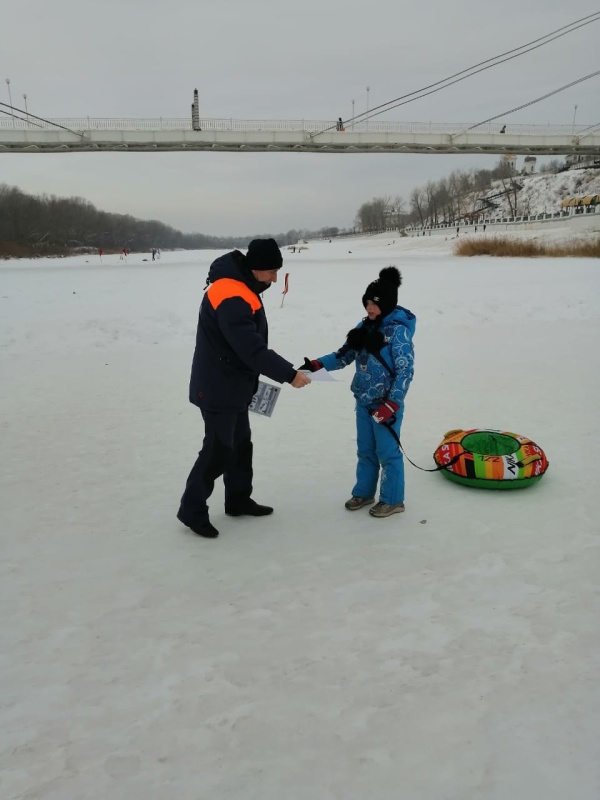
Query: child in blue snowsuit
[{"left": 302, "top": 267, "right": 415, "bottom": 518}]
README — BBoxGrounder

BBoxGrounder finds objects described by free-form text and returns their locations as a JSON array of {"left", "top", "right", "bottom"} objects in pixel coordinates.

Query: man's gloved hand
[
  {"left": 371, "top": 400, "right": 399, "bottom": 424},
  {"left": 295, "top": 356, "right": 322, "bottom": 372}
]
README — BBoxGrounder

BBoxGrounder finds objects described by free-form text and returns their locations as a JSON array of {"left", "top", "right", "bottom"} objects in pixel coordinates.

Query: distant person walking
[
  {"left": 336, "top": 117, "right": 345, "bottom": 131},
  {"left": 151, "top": 248, "right": 157, "bottom": 261}
]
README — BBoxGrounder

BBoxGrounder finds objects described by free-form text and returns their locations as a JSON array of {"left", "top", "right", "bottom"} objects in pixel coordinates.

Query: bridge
[{"left": 0, "top": 117, "right": 599, "bottom": 156}]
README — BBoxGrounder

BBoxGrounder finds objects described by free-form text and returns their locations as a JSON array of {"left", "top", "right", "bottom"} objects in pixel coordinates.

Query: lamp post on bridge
[
  {"left": 366, "top": 86, "right": 370, "bottom": 132},
  {"left": 572, "top": 104, "right": 578, "bottom": 133},
  {"left": 351, "top": 98, "right": 354, "bottom": 131},
  {"left": 5, "top": 78, "right": 14, "bottom": 127},
  {"left": 23, "top": 93, "right": 28, "bottom": 121}
]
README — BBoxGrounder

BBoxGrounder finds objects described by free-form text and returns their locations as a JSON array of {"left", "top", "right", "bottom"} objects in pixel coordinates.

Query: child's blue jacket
[{"left": 318, "top": 306, "right": 416, "bottom": 408}]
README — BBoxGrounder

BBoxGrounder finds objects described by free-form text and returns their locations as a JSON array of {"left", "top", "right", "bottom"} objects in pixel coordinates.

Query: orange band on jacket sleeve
[{"left": 207, "top": 279, "right": 261, "bottom": 313}]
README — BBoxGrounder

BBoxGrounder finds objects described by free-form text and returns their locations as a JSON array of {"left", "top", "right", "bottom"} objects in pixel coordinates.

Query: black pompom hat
[
  {"left": 362, "top": 266, "right": 402, "bottom": 317},
  {"left": 245, "top": 238, "right": 283, "bottom": 270}
]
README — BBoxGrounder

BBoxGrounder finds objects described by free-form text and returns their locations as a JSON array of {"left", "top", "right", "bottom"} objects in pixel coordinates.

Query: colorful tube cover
[{"left": 433, "top": 428, "right": 549, "bottom": 489}]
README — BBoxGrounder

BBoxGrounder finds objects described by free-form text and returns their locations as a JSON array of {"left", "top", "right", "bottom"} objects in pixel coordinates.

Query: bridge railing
[{"left": 0, "top": 117, "right": 591, "bottom": 135}]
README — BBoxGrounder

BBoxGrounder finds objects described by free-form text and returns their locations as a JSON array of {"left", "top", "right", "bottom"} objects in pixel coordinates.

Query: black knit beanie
[
  {"left": 362, "top": 266, "right": 402, "bottom": 317},
  {"left": 245, "top": 238, "right": 283, "bottom": 270}
]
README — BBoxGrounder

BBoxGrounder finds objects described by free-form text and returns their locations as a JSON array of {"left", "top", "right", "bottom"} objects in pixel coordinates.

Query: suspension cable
[
  {"left": 0, "top": 101, "right": 85, "bottom": 137},
  {"left": 0, "top": 107, "right": 45, "bottom": 129},
  {"left": 311, "top": 11, "right": 600, "bottom": 136},
  {"left": 576, "top": 121, "right": 600, "bottom": 136},
  {"left": 467, "top": 70, "right": 600, "bottom": 130}
]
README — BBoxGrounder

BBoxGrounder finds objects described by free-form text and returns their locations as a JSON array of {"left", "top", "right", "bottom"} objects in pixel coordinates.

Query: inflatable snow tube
[{"left": 433, "top": 428, "right": 549, "bottom": 489}]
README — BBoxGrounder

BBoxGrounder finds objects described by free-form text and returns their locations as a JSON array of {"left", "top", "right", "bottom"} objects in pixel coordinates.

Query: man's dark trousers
[{"left": 180, "top": 408, "right": 253, "bottom": 524}]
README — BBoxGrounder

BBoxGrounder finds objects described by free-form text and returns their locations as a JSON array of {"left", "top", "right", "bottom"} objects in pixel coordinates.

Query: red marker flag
[{"left": 280, "top": 272, "right": 290, "bottom": 308}]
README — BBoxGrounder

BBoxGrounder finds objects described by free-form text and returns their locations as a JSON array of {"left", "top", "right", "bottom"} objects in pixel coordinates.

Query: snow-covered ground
[{"left": 1, "top": 233, "right": 599, "bottom": 800}]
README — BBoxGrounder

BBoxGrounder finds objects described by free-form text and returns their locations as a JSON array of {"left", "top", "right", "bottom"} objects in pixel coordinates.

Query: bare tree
[
  {"left": 409, "top": 189, "right": 425, "bottom": 227},
  {"left": 447, "top": 171, "right": 464, "bottom": 222},
  {"left": 435, "top": 177, "right": 452, "bottom": 223},
  {"left": 424, "top": 181, "right": 438, "bottom": 226},
  {"left": 391, "top": 195, "right": 406, "bottom": 229},
  {"left": 540, "top": 158, "right": 563, "bottom": 174},
  {"left": 500, "top": 178, "right": 515, "bottom": 217}
]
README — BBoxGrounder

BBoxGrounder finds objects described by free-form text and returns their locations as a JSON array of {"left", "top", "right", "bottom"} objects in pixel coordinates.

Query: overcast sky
[{"left": 2, "top": 0, "right": 599, "bottom": 236}]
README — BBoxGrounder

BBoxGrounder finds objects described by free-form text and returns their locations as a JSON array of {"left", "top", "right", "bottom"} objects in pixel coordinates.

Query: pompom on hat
[
  {"left": 362, "top": 266, "right": 402, "bottom": 317},
  {"left": 245, "top": 238, "right": 283, "bottom": 270}
]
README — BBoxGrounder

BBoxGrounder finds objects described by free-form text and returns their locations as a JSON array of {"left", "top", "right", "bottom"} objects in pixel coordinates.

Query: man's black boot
[
  {"left": 225, "top": 498, "right": 274, "bottom": 517},
  {"left": 177, "top": 509, "right": 219, "bottom": 538}
]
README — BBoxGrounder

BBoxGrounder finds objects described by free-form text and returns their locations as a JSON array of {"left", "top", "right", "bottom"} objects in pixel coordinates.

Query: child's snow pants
[{"left": 352, "top": 403, "right": 405, "bottom": 504}]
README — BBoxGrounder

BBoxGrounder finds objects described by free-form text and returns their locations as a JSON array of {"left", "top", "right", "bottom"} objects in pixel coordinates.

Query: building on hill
[
  {"left": 560, "top": 195, "right": 600, "bottom": 214},
  {"left": 565, "top": 154, "right": 600, "bottom": 170},
  {"left": 501, "top": 153, "right": 517, "bottom": 173},
  {"left": 522, "top": 156, "right": 536, "bottom": 175}
]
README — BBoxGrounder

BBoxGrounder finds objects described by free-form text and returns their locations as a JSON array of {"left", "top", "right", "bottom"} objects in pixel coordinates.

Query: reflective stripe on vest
[{"left": 206, "top": 278, "right": 261, "bottom": 313}]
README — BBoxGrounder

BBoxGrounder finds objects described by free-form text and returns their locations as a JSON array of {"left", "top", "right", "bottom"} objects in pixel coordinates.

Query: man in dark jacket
[{"left": 177, "top": 238, "right": 311, "bottom": 539}]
